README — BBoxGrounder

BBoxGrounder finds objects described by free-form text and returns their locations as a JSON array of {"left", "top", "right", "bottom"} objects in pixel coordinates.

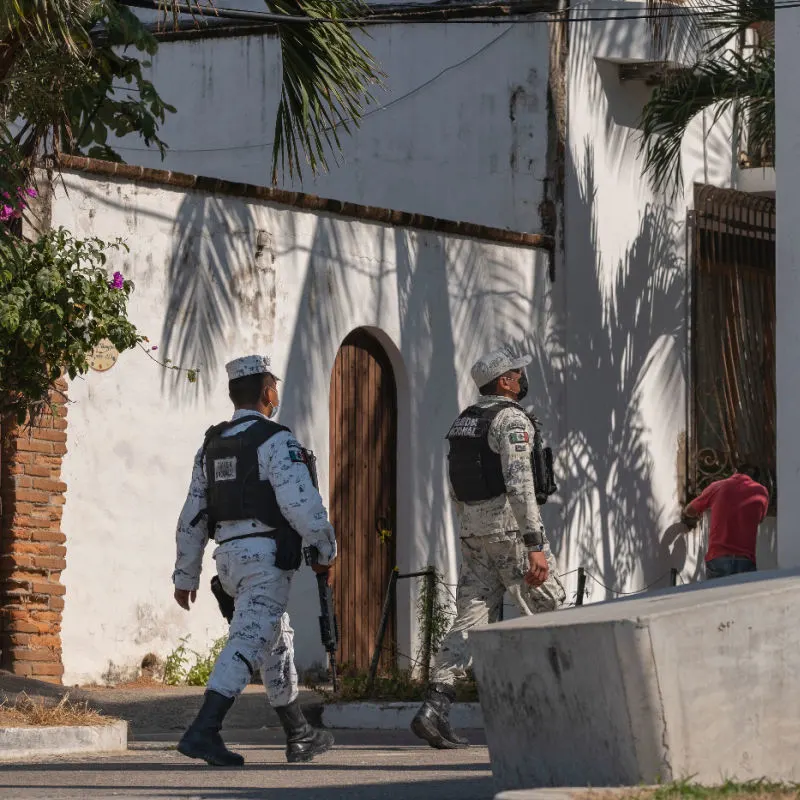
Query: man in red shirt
[{"left": 682, "top": 465, "right": 770, "bottom": 579}]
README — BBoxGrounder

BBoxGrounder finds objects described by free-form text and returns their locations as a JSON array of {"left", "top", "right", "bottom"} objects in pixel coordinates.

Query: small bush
[{"left": 163, "top": 635, "right": 227, "bottom": 686}]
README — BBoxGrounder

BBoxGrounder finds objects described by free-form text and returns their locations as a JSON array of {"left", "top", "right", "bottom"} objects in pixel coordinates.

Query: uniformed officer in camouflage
[
  {"left": 411, "top": 345, "right": 565, "bottom": 750},
  {"left": 172, "top": 354, "right": 337, "bottom": 767}
]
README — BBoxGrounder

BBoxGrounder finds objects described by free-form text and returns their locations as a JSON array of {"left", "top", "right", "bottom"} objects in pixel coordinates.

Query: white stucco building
[{"left": 0, "top": 0, "right": 777, "bottom": 685}]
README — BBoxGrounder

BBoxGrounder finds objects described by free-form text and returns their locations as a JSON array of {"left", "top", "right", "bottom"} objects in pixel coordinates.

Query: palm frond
[
  {"left": 639, "top": 44, "right": 774, "bottom": 199},
  {"left": 0, "top": 0, "right": 96, "bottom": 58},
  {"left": 268, "top": 0, "right": 383, "bottom": 185},
  {"left": 698, "top": 0, "right": 775, "bottom": 55}
]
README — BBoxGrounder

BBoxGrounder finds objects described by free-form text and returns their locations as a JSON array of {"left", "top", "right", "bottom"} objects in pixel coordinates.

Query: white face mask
[{"left": 265, "top": 385, "right": 279, "bottom": 418}]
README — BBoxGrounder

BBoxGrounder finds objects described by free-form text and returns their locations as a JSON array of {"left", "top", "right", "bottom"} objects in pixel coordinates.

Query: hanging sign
[{"left": 87, "top": 338, "right": 119, "bottom": 372}]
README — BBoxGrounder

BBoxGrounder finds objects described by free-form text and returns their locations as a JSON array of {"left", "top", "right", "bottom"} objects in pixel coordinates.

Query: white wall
[
  {"left": 776, "top": 5, "right": 800, "bottom": 567},
  {"left": 109, "top": 21, "right": 549, "bottom": 231},
  {"left": 51, "top": 169, "right": 549, "bottom": 684},
  {"left": 555, "top": 3, "right": 736, "bottom": 601}
]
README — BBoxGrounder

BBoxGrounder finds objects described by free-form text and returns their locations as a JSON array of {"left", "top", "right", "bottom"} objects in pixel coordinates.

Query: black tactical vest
[
  {"left": 201, "top": 415, "right": 293, "bottom": 540},
  {"left": 446, "top": 404, "right": 508, "bottom": 502},
  {"left": 446, "top": 402, "right": 557, "bottom": 505}
]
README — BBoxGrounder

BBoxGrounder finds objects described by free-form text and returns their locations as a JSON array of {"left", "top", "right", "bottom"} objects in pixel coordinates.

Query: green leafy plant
[
  {"left": 415, "top": 568, "right": 456, "bottom": 669},
  {"left": 0, "top": 222, "right": 141, "bottom": 422},
  {"left": 163, "top": 635, "right": 228, "bottom": 687},
  {"left": 163, "top": 636, "right": 191, "bottom": 686},
  {"left": 185, "top": 636, "right": 227, "bottom": 686},
  {"left": 0, "top": 145, "right": 198, "bottom": 421}
]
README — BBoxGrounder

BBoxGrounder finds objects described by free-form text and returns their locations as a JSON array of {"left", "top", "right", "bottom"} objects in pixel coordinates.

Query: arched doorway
[{"left": 329, "top": 329, "right": 397, "bottom": 672}]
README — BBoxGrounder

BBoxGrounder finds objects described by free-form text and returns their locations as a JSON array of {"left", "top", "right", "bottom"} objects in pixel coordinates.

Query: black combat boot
[
  {"left": 177, "top": 690, "right": 244, "bottom": 766},
  {"left": 275, "top": 700, "right": 334, "bottom": 763},
  {"left": 411, "top": 683, "right": 470, "bottom": 749}
]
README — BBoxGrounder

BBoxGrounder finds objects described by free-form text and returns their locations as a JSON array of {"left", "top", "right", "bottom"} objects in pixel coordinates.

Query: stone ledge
[
  {"left": 0, "top": 720, "right": 127, "bottom": 761},
  {"left": 322, "top": 701, "right": 483, "bottom": 730},
  {"left": 53, "top": 154, "right": 554, "bottom": 252}
]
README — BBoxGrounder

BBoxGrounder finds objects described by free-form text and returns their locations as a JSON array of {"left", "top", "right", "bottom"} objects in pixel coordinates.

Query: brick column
[{"left": 0, "top": 380, "right": 68, "bottom": 683}]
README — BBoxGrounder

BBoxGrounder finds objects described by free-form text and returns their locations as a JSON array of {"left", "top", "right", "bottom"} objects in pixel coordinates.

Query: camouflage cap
[
  {"left": 224, "top": 354, "right": 280, "bottom": 381},
  {"left": 470, "top": 346, "right": 532, "bottom": 389}
]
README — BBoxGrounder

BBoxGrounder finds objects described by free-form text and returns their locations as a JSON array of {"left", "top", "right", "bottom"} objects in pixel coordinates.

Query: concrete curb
[
  {"left": 322, "top": 701, "right": 483, "bottom": 730},
  {"left": 495, "top": 792, "right": 584, "bottom": 800},
  {"left": 495, "top": 790, "right": 629, "bottom": 800},
  {"left": 0, "top": 720, "right": 128, "bottom": 761}
]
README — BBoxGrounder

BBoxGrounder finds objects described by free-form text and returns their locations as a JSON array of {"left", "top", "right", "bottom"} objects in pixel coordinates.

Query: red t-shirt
[{"left": 690, "top": 474, "right": 769, "bottom": 563}]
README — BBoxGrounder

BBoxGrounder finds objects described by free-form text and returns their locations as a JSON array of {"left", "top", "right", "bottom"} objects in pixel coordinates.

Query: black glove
[{"left": 680, "top": 512, "right": 699, "bottom": 530}]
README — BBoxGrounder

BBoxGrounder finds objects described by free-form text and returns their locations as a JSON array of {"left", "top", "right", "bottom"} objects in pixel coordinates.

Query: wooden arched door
[{"left": 329, "top": 329, "right": 397, "bottom": 672}]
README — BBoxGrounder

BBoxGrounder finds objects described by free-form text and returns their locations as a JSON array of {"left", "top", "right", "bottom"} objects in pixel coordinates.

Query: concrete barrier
[
  {"left": 0, "top": 721, "right": 127, "bottom": 760},
  {"left": 470, "top": 569, "right": 800, "bottom": 792}
]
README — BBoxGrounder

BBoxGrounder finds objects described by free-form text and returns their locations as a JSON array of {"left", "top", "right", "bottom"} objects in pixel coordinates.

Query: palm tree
[
  {"left": 638, "top": 0, "right": 774, "bottom": 199},
  {"left": 0, "top": 0, "right": 382, "bottom": 184}
]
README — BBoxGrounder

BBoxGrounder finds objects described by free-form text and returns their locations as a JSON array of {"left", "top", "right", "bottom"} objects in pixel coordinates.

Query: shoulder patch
[
  {"left": 288, "top": 448, "right": 307, "bottom": 464},
  {"left": 508, "top": 431, "right": 530, "bottom": 444}
]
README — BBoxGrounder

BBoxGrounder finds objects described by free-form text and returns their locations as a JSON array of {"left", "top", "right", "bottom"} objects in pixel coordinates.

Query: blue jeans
[{"left": 705, "top": 556, "right": 757, "bottom": 580}]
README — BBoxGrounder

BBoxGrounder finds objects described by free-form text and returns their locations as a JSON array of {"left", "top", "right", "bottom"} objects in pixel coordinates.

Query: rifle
[
  {"left": 529, "top": 415, "right": 558, "bottom": 505},
  {"left": 304, "top": 545, "right": 339, "bottom": 692},
  {"left": 303, "top": 448, "right": 319, "bottom": 489}
]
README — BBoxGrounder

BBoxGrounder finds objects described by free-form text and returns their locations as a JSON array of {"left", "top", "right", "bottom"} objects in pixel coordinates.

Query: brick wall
[{"left": 0, "top": 380, "right": 68, "bottom": 683}]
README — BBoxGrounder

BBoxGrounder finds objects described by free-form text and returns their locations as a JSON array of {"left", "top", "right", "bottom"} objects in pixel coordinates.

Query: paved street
[{"left": 0, "top": 729, "right": 494, "bottom": 800}]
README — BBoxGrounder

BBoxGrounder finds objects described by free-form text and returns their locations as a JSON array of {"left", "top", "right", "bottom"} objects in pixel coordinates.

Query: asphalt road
[{"left": 0, "top": 728, "right": 495, "bottom": 800}]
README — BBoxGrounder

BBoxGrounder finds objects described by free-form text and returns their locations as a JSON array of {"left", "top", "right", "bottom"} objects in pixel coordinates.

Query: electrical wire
[
  {"left": 121, "top": 0, "right": 800, "bottom": 26},
  {"left": 108, "top": 0, "right": 782, "bottom": 155},
  {"left": 584, "top": 569, "right": 673, "bottom": 596},
  {"left": 110, "top": 25, "right": 514, "bottom": 152}
]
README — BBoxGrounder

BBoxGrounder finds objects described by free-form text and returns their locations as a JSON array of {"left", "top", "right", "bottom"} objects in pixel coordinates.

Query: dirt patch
[
  {"left": 0, "top": 692, "right": 116, "bottom": 728},
  {"left": 80, "top": 677, "right": 175, "bottom": 691}
]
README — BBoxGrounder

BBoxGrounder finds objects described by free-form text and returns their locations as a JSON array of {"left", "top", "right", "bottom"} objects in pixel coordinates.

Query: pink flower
[
  {"left": 0, "top": 205, "right": 13, "bottom": 222},
  {"left": 25, "top": 188, "right": 37, "bottom": 198},
  {"left": 1, "top": 191, "right": 9, "bottom": 200},
  {"left": 110, "top": 271, "right": 124, "bottom": 290},
  {"left": 151, "top": 345, "right": 158, "bottom": 351}
]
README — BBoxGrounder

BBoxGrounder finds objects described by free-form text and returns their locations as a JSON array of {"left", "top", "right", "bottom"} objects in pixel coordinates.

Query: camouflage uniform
[
  {"left": 431, "top": 395, "right": 565, "bottom": 686},
  {"left": 174, "top": 354, "right": 336, "bottom": 767},
  {"left": 174, "top": 410, "right": 336, "bottom": 704}
]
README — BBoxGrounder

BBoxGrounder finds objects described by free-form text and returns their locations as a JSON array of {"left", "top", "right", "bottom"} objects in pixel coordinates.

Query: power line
[{"left": 120, "top": 0, "right": 799, "bottom": 26}]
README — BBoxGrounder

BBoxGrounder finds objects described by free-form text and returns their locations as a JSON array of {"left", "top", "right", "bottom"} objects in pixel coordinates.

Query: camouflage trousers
[
  {"left": 431, "top": 533, "right": 565, "bottom": 687},
  {"left": 206, "top": 537, "right": 297, "bottom": 707}
]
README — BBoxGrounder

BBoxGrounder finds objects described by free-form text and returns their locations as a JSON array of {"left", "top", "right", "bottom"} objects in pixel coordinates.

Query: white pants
[{"left": 206, "top": 537, "right": 298, "bottom": 707}]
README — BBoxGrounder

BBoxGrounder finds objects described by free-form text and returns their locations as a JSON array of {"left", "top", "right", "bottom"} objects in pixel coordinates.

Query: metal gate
[{"left": 688, "top": 184, "right": 776, "bottom": 506}]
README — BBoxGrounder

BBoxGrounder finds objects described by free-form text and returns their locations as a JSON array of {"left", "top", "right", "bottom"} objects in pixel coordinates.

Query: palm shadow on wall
[
  {"left": 160, "top": 193, "right": 294, "bottom": 401},
  {"left": 534, "top": 140, "right": 688, "bottom": 598}
]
